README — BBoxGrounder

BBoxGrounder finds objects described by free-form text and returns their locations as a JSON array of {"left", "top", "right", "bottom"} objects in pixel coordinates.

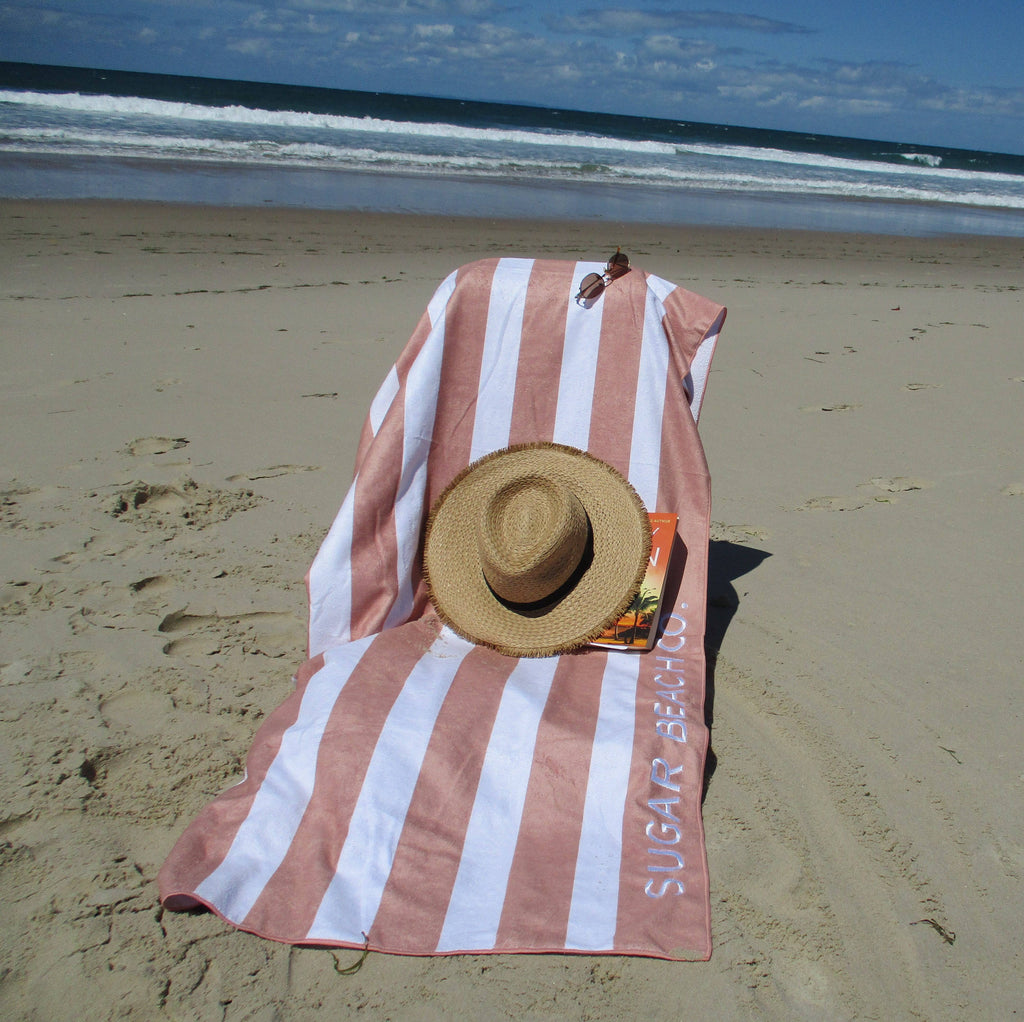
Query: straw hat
[{"left": 423, "top": 443, "right": 651, "bottom": 657}]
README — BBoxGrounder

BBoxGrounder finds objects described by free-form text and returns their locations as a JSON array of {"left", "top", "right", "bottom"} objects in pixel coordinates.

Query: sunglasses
[{"left": 575, "top": 249, "right": 630, "bottom": 303}]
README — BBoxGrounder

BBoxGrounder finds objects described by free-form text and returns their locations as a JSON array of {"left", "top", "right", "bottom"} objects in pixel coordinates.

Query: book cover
[{"left": 592, "top": 512, "right": 678, "bottom": 650}]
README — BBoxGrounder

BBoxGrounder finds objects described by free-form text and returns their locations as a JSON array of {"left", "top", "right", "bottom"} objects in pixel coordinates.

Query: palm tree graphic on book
[{"left": 592, "top": 513, "right": 678, "bottom": 650}]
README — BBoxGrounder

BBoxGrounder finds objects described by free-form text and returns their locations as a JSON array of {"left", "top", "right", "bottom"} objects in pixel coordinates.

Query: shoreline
[
  {"left": 5, "top": 157, "right": 1024, "bottom": 237},
  {"left": 2, "top": 199, "right": 1023, "bottom": 1019}
]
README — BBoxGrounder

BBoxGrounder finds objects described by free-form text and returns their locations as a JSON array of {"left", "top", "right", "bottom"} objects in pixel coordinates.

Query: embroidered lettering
[
  {"left": 655, "top": 688, "right": 687, "bottom": 705},
  {"left": 660, "top": 610, "right": 688, "bottom": 637},
  {"left": 647, "top": 847, "right": 685, "bottom": 872},
  {"left": 646, "top": 820, "right": 682, "bottom": 845},
  {"left": 639, "top": 603, "right": 692, "bottom": 899},
  {"left": 647, "top": 797, "right": 680, "bottom": 823},
  {"left": 655, "top": 719, "right": 687, "bottom": 743},
  {"left": 645, "top": 878, "right": 686, "bottom": 898},
  {"left": 653, "top": 702, "right": 686, "bottom": 720},
  {"left": 650, "top": 758, "right": 683, "bottom": 792},
  {"left": 655, "top": 656, "right": 688, "bottom": 673}
]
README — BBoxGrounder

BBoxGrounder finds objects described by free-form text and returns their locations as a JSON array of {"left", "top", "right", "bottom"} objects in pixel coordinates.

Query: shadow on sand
[{"left": 702, "top": 539, "right": 772, "bottom": 797}]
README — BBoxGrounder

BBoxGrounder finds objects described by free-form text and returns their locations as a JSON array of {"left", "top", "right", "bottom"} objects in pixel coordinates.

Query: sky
[{"left": 2, "top": 0, "right": 1023, "bottom": 154}]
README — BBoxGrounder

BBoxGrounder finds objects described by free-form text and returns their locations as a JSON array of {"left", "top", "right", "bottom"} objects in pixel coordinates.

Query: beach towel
[{"left": 158, "top": 256, "right": 726, "bottom": 960}]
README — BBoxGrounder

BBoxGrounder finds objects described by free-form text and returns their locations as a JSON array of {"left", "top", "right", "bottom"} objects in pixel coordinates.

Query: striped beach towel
[{"left": 159, "top": 257, "right": 726, "bottom": 960}]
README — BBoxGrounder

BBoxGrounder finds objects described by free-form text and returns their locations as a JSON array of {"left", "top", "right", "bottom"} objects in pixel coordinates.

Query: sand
[{"left": 2, "top": 199, "right": 1022, "bottom": 1020}]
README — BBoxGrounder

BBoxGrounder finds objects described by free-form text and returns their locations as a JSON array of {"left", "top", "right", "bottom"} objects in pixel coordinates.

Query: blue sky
[{"left": 2, "top": 0, "right": 1023, "bottom": 154}]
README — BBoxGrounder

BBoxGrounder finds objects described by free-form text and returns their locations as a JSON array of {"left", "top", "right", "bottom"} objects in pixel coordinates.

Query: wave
[
  {"left": 6, "top": 126, "right": 1024, "bottom": 210},
  {"left": 4, "top": 87, "right": 1023, "bottom": 213},
  {"left": 9, "top": 88, "right": 1019, "bottom": 184},
  {"left": 0, "top": 89, "right": 678, "bottom": 156},
  {"left": 7, "top": 87, "right": 1024, "bottom": 192},
  {"left": 672, "top": 140, "right": 1024, "bottom": 187},
  {"left": 899, "top": 152, "right": 944, "bottom": 167}
]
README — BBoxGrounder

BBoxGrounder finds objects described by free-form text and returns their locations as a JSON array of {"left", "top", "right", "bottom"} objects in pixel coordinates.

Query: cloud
[
  {"left": 0, "top": 1, "right": 126, "bottom": 40},
  {"left": 546, "top": 8, "right": 814, "bottom": 37},
  {"left": 641, "top": 34, "right": 724, "bottom": 62},
  {"left": 814, "top": 60, "right": 1024, "bottom": 121},
  {"left": 227, "top": 37, "right": 274, "bottom": 57},
  {"left": 206, "top": 7, "right": 1024, "bottom": 132},
  {"left": 286, "top": 0, "right": 498, "bottom": 12},
  {"left": 242, "top": 10, "right": 285, "bottom": 33},
  {"left": 413, "top": 23, "right": 456, "bottom": 39}
]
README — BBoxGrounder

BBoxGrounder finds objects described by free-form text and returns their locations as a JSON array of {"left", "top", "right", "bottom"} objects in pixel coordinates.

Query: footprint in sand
[
  {"left": 129, "top": 574, "right": 171, "bottom": 594},
  {"left": 126, "top": 575, "right": 179, "bottom": 616},
  {"left": 799, "top": 403, "right": 860, "bottom": 413},
  {"left": 113, "top": 482, "right": 188, "bottom": 515},
  {"left": 1002, "top": 483, "right": 1024, "bottom": 497},
  {"left": 795, "top": 477, "right": 933, "bottom": 512},
  {"left": 98, "top": 689, "right": 175, "bottom": 737},
  {"left": 225, "top": 465, "right": 320, "bottom": 482},
  {"left": 864, "top": 476, "right": 933, "bottom": 494},
  {"left": 1, "top": 488, "right": 36, "bottom": 530},
  {"left": 110, "top": 478, "right": 262, "bottom": 530},
  {"left": 794, "top": 495, "right": 870, "bottom": 512},
  {"left": 158, "top": 607, "right": 302, "bottom": 659},
  {"left": 125, "top": 436, "right": 190, "bottom": 456},
  {"left": 711, "top": 521, "right": 770, "bottom": 543}
]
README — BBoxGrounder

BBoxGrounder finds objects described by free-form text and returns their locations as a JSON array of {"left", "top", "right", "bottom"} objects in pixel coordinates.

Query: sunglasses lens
[
  {"left": 606, "top": 250, "right": 629, "bottom": 278},
  {"left": 577, "top": 272, "right": 605, "bottom": 300}
]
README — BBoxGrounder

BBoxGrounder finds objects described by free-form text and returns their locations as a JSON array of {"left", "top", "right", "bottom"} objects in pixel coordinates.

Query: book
[{"left": 591, "top": 512, "right": 678, "bottom": 650}]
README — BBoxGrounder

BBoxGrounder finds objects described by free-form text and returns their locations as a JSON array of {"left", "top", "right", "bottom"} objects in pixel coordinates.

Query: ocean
[{"left": 3, "top": 61, "right": 1024, "bottom": 237}]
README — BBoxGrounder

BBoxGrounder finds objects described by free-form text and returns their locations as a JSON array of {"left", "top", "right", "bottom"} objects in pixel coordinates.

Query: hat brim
[{"left": 423, "top": 443, "right": 652, "bottom": 658}]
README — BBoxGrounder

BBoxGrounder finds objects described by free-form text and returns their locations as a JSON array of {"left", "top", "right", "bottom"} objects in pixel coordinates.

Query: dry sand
[{"left": 2, "top": 199, "right": 1022, "bottom": 1020}]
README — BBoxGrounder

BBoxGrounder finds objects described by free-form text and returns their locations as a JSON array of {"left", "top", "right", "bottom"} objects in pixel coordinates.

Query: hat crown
[{"left": 478, "top": 475, "right": 589, "bottom": 605}]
